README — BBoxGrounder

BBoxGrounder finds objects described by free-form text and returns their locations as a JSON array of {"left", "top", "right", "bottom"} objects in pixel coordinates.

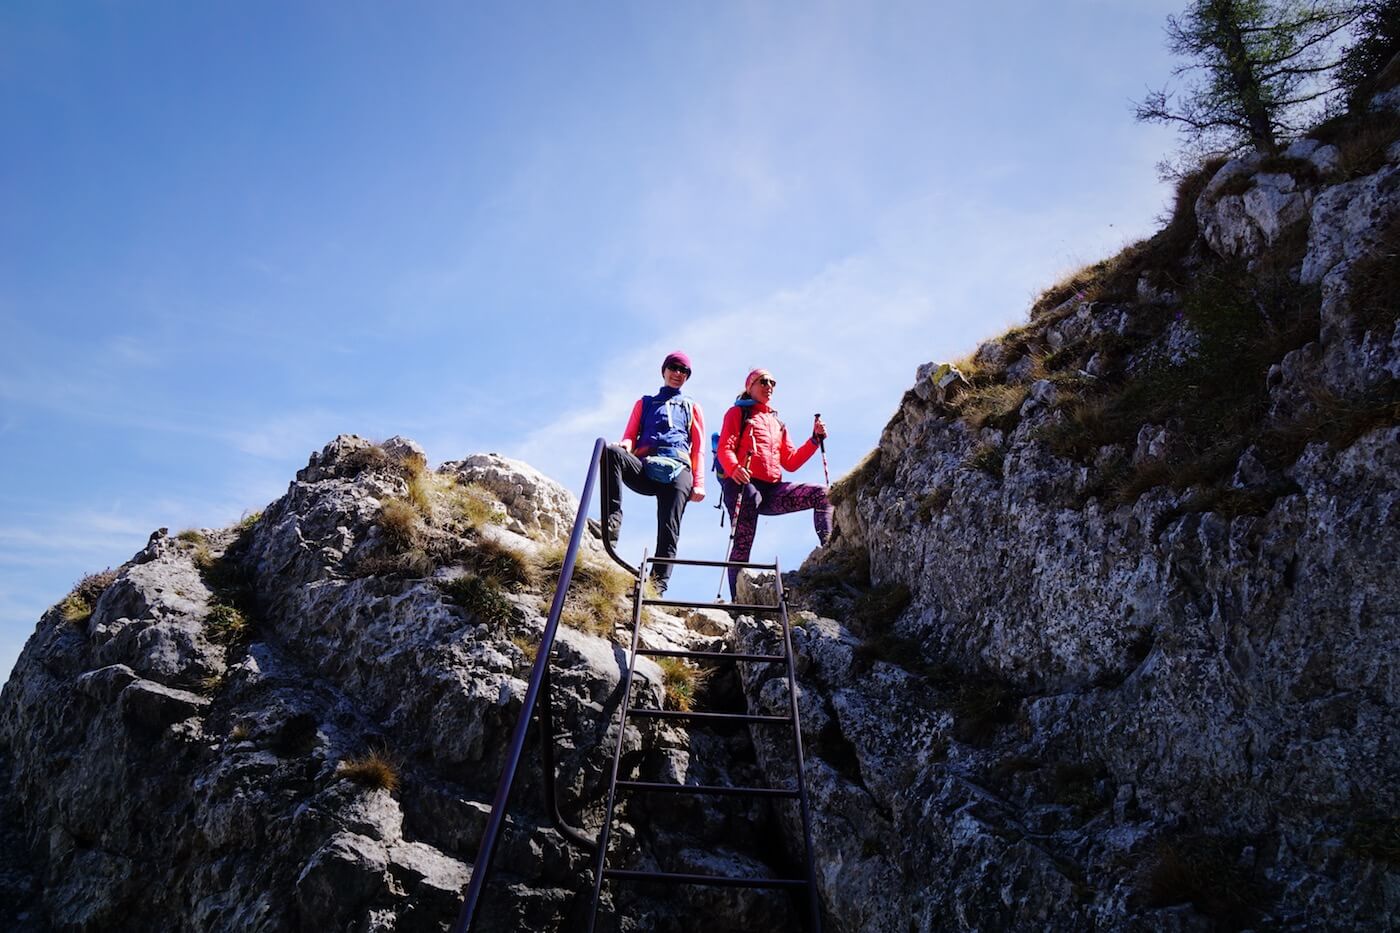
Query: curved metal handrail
[{"left": 451, "top": 438, "right": 636, "bottom": 933}]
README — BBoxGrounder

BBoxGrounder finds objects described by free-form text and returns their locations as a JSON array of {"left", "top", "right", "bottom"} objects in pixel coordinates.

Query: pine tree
[
  {"left": 1337, "top": 0, "right": 1400, "bottom": 105},
  {"left": 1136, "top": 0, "right": 1361, "bottom": 154}
]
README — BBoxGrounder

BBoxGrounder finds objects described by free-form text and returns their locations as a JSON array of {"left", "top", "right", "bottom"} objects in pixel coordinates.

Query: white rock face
[{"left": 442, "top": 453, "right": 579, "bottom": 541}]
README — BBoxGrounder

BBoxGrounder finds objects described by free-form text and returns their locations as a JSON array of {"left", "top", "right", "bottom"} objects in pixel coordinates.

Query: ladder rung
[
  {"left": 603, "top": 868, "right": 808, "bottom": 889},
  {"left": 645, "top": 598, "right": 780, "bottom": 613},
  {"left": 637, "top": 648, "right": 786, "bottom": 663},
  {"left": 616, "top": 780, "right": 799, "bottom": 798},
  {"left": 646, "top": 557, "right": 779, "bottom": 569},
  {"left": 627, "top": 709, "right": 790, "bottom": 724}
]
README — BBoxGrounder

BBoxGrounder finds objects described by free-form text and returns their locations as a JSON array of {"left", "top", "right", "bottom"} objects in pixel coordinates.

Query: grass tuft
[
  {"left": 467, "top": 537, "right": 536, "bottom": 590},
  {"left": 377, "top": 498, "right": 421, "bottom": 549},
  {"left": 57, "top": 569, "right": 119, "bottom": 625},
  {"left": 656, "top": 657, "right": 709, "bottom": 712},
  {"left": 964, "top": 442, "right": 1006, "bottom": 481},
  {"left": 440, "top": 574, "right": 515, "bottom": 627},
  {"left": 337, "top": 749, "right": 400, "bottom": 793},
  {"left": 916, "top": 488, "right": 951, "bottom": 522},
  {"left": 206, "top": 603, "right": 250, "bottom": 641},
  {"left": 441, "top": 478, "right": 506, "bottom": 528}
]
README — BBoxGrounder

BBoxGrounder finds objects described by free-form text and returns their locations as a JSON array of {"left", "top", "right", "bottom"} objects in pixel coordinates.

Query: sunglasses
[
  {"left": 665, "top": 362, "right": 691, "bottom": 376},
  {"left": 755, "top": 377, "right": 777, "bottom": 388}
]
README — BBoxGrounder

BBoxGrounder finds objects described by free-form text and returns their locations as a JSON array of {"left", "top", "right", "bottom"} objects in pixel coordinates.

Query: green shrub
[
  {"left": 964, "top": 442, "right": 1005, "bottom": 480},
  {"left": 440, "top": 574, "right": 514, "bottom": 626},
  {"left": 206, "top": 603, "right": 249, "bottom": 641}
]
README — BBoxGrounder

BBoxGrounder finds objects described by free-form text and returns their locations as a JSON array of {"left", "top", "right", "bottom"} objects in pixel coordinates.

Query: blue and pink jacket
[{"left": 620, "top": 387, "right": 706, "bottom": 494}]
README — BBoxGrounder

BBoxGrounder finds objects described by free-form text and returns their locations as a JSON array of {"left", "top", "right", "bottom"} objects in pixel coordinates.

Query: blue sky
[{"left": 1, "top": 1, "right": 1181, "bottom": 677}]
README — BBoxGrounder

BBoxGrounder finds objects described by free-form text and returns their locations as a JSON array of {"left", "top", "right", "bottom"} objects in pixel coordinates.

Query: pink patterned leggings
[{"left": 721, "top": 478, "right": 831, "bottom": 597}]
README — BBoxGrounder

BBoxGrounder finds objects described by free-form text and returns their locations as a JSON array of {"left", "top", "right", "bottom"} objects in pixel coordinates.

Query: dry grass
[
  {"left": 337, "top": 749, "right": 400, "bottom": 793},
  {"left": 657, "top": 657, "right": 709, "bottom": 712},
  {"left": 536, "top": 545, "right": 634, "bottom": 602},
  {"left": 511, "top": 634, "right": 540, "bottom": 665},
  {"left": 829, "top": 448, "right": 882, "bottom": 506},
  {"left": 57, "top": 569, "right": 119, "bottom": 625},
  {"left": 377, "top": 498, "right": 421, "bottom": 549},
  {"left": 533, "top": 545, "right": 634, "bottom": 640},
  {"left": 466, "top": 537, "right": 536, "bottom": 590},
  {"left": 229, "top": 721, "right": 253, "bottom": 742},
  {"left": 959, "top": 383, "right": 1031, "bottom": 431},
  {"left": 1312, "top": 109, "right": 1400, "bottom": 181},
  {"left": 234, "top": 511, "right": 262, "bottom": 533},
  {"left": 916, "top": 488, "right": 950, "bottom": 522},
  {"left": 440, "top": 477, "right": 505, "bottom": 528},
  {"left": 401, "top": 454, "right": 432, "bottom": 515},
  {"left": 177, "top": 529, "right": 216, "bottom": 570}
]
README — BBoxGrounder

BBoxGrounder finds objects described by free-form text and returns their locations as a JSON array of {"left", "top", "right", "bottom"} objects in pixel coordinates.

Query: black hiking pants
[{"left": 603, "top": 444, "right": 692, "bottom": 590}]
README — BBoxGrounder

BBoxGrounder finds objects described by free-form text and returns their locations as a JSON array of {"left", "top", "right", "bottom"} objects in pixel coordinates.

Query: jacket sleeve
[
  {"left": 778, "top": 421, "right": 819, "bottom": 473},
  {"left": 688, "top": 403, "right": 706, "bottom": 492},
  {"left": 619, "top": 399, "right": 644, "bottom": 451},
  {"left": 717, "top": 406, "right": 741, "bottom": 477}
]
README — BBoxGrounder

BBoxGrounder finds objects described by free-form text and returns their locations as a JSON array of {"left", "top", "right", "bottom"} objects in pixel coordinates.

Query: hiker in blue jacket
[{"left": 603, "top": 351, "right": 707, "bottom": 595}]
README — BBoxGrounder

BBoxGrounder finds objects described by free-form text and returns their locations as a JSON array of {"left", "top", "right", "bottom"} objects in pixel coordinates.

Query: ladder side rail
[
  {"left": 452, "top": 438, "right": 609, "bottom": 933},
  {"left": 585, "top": 553, "right": 652, "bottom": 932},
  {"left": 774, "top": 561, "right": 824, "bottom": 933}
]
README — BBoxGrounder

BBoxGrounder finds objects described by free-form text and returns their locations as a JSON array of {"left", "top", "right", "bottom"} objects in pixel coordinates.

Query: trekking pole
[
  {"left": 715, "top": 451, "right": 754, "bottom": 601},
  {"left": 816, "top": 413, "right": 830, "bottom": 487}
]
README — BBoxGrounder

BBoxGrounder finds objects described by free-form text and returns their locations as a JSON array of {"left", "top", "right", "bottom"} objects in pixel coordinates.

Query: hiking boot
[
  {"left": 605, "top": 514, "right": 621, "bottom": 545},
  {"left": 649, "top": 575, "right": 668, "bottom": 597}
]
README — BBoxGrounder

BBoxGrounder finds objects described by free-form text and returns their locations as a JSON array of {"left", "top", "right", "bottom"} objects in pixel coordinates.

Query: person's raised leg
[
  {"left": 755, "top": 482, "right": 832, "bottom": 545},
  {"left": 603, "top": 444, "right": 645, "bottom": 541}
]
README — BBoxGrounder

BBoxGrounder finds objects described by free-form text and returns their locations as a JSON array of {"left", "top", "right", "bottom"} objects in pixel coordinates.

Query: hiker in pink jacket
[{"left": 716, "top": 368, "right": 830, "bottom": 597}]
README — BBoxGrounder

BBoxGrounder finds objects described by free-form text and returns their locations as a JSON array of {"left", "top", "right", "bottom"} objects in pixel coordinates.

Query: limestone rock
[{"left": 442, "top": 453, "right": 578, "bottom": 541}]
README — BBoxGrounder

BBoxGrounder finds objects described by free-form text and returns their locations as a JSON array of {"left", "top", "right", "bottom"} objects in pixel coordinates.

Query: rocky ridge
[
  {"left": 764, "top": 94, "right": 1400, "bottom": 929},
  {"left": 0, "top": 437, "right": 805, "bottom": 932}
]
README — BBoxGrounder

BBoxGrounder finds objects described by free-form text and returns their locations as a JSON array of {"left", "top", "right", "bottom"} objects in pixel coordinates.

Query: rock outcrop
[
  {"left": 765, "top": 107, "right": 1400, "bottom": 929},
  {"left": 0, "top": 435, "right": 801, "bottom": 932}
]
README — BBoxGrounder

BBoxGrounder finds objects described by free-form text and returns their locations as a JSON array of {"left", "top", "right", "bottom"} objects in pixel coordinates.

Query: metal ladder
[{"left": 584, "top": 554, "right": 823, "bottom": 932}]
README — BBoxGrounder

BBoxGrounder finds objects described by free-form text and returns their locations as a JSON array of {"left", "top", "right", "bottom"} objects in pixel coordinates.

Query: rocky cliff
[
  {"left": 759, "top": 93, "right": 1400, "bottom": 930},
  {"left": 3, "top": 91, "right": 1399, "bottom": 933}
]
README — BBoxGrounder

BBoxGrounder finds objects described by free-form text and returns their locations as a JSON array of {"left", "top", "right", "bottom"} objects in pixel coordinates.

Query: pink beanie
[
  {"left": 662, "top": 350, "right": 692, "bottom": 374},
  {"left": 745, "top": 368, "right": 773, "bottom": 391}
]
